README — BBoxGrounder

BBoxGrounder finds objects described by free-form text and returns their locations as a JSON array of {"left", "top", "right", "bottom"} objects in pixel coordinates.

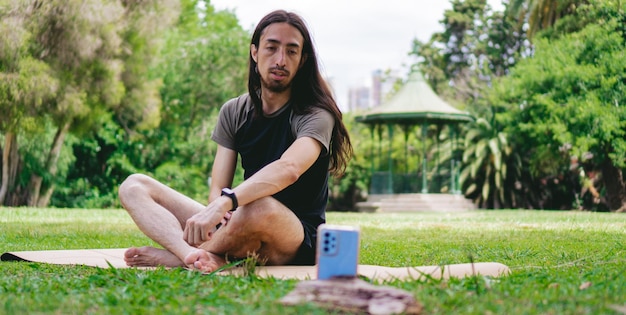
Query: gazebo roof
[{"left": 355, "top": 71, "right": 474, "bottom": 125}]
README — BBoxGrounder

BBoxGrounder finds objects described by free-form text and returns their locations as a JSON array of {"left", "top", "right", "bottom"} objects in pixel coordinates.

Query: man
[{"left": 119, "top": 10, "right": 352, "bottom": 272}]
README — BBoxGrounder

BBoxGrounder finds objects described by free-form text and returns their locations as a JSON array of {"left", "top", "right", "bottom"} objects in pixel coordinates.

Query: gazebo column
[
  {"left": 449, "top": 125, "right": 456, "bottom": 194},
  {"left": 368, "top": 125, "right": 375, "bottom": 175},
  {"left": 435, "top": 124, "right": 441, "bottom": 191},
  {"left": 421, "top": 122, "right": 428, "bottom": 193},
  {"left": 377, "top": 124, "right": 383, "bottom": 173},
  {"left": 402, "top": 125, "right": 411, "bottom": 194},
  {"left": 386, "top": 123, "right": 394, "bottom": 194},
  {"left": 454, "top": 125, "right": 462, "bottom": 195},
  {"left": 402, "top": 125, "right": 410, "bottom": 175}
]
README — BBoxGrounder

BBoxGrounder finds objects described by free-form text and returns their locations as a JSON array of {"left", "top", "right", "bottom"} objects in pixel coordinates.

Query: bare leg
[
  {"left": 120, "top": 174, "right": 306, "bottom": 272},
  {"left": 202, "top": 196, "right": 305, "bottom": 266},
  {"left": 119, "top": 174, "right": 216, "bottom": 269}
]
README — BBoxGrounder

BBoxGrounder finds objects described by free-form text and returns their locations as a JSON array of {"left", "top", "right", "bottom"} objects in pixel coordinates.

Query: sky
[{"left": 210, "top": 0, "right": 505, "bottom": 110}]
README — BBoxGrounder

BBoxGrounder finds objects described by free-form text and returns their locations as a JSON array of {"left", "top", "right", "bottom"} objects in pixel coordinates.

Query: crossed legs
[{"left": 118, "top": 174, "right": 304, "bottom": 271}]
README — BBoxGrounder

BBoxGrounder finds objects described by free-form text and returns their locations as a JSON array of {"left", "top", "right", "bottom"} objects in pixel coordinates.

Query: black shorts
[
  {"left": 288, "top": 220, "right": 319, "bottom": 266},
  {"left": 215, "top": 215, "right": 320, "bottom": 266}
]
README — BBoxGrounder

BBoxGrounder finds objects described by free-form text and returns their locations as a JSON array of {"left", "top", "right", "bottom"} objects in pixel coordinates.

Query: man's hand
[{"left": 183, "top": 197, "right": 232, "bottom": 246}]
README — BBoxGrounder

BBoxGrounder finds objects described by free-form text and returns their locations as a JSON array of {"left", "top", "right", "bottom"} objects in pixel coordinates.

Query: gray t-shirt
[{"left": 211, "top": 94, "right": 334, "bottom": 155}]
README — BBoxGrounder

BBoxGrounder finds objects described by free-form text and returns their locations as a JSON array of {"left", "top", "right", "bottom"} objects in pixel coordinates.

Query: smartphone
[{"left": 316, "top": 224, "right": 360, "bottom": 280}]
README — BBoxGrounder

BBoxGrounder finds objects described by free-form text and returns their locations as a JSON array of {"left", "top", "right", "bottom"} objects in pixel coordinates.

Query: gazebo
[{"left": 354, "top": 71, "right": 475, "bottom": 212}]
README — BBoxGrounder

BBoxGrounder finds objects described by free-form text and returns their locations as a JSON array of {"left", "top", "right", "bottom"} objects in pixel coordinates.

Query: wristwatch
[{"left": 220, "top": 188, "right": 238, "bottom": 211}]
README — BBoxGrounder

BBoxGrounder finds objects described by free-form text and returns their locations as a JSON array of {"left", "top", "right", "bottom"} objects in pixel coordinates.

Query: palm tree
[
  {"left": 459, "top": 117, "right": 522, "bottom": 208},
  {"left": 507, "top": 0, "right": 582, "bottom": 39}
]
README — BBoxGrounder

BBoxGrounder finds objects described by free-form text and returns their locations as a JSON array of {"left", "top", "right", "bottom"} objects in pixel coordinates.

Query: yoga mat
[
  {"left": 1, "top": 248, "right": 510, "bottom": 281},
  {"left": 2, "top": 248, "right": 129, "bottom": 268}
]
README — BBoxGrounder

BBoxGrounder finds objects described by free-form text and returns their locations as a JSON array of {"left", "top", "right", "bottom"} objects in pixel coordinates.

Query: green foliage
[
  {"left": 410, "top": 0, "right": 626, "bottom": 211},
  {"left": 0, "top": 4, "right": 29, "bottom": 72},
  {"left": 507, "top": 0, "right": 581, "bottom": 39},
  {"left": 45, "top": 1, "right": 250, "bottom": 207},
  {"left": 0, "top": 0, "right": 182, "bottom": 206},
  {"left": 52, "top": 116, "right": 138, "bottom": 208},
  {"left": 53, "top": 178, "right": 120, "bottom": 209},
  {"left": 406, "top": 1, "right": 531, "bottom": 206},
  {"left": 329, "top": 113, "right": 370, "bottom": 210},
  {"left": 0, "top": 56, "right": 58, "bottom": 133},
  {"left": 492, "top": 1, "right": 626, "bottom": 210},
  {"left": 411, "top": 0, "right": 529, "bottom": 115},
  {"left": 18, "top": 120, "right": 77, "bottom": 187},
  {"left": 129, "top": 1, "right": 249, "bottom": 201},
  {"left": 154, "top": 161, "right": 208, "bottom": 203},
  {"left": 459, "top": 117, "right": 522, "bottom": 208},
  {"left": 28, "top": 0, "right": 127, "bottom": 127},
  {"left": 114, "top": 0, "right": 180, "bottom": 132}
]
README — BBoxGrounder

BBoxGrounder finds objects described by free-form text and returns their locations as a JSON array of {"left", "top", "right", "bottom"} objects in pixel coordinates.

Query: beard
[{"left": 259, "top": 71, "right": 292, "bottom": 93}]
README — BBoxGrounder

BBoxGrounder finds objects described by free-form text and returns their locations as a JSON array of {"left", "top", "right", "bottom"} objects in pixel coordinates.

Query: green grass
[{"left": 1, "top": 207, "right": 625, "bottom": 314}]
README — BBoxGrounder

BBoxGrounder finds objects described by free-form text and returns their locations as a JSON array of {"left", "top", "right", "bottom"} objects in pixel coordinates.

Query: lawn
[{"left": 1, "top": 207, "right": 625, "bottom": 314}]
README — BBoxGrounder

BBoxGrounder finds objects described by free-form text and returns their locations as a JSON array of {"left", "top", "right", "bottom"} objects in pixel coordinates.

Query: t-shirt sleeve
[
  {"left": 211, "top": 96, "right": 248, "bottom": 150},
  {"left": 293, "top": 108, "right": 335, "bottom": 155}
]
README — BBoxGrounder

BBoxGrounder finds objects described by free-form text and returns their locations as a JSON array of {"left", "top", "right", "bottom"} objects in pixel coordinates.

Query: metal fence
[{"left": 369, "top": 171, "right": 457, "bottom": 194}]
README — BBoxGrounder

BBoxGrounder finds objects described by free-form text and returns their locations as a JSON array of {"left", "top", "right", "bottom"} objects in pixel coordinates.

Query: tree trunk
[
  {"left": 600, "top": 159, "right": 626, "bottom": 212},
  {"left": 26, "top": 121, "right": 71, "bottom": 207},
  {"left": 26, "top": 174, "right": 42, "bottom": 207},
  {"left": 0, "top": 134, "right": 11, "bottom": 205},
  {"left": 0, "top": 133, "right": 19, "bottom": 205},
  {"left": 37, "top": 184, "right": 56, "bottom": 208}
]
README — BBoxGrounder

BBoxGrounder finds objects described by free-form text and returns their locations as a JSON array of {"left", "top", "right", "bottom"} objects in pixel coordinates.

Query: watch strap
[{"left": 220, "top": 188, "right": 238, "bottom": 211}]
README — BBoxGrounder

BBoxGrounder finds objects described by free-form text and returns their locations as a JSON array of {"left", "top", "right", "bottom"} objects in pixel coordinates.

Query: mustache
[{"left": 270, "top": 66, "right": 289, "bottom": 74}]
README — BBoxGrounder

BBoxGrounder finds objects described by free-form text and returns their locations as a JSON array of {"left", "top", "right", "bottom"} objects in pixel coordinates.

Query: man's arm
[
  {"left": 208, "top": 145, "right": 238, "bottom": 203},
  {"left": 232, "top": 136, "right": 322, "bottom": 206},
  {"left": 184, "top": 137, "right": 322, "bottom": 245},
  {"left": 182, "top": 144, "right": 236, "bottom": 246}
]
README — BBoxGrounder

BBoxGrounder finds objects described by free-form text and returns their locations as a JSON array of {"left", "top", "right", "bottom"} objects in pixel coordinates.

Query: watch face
[{"left": 222, "top": 188, "right": 234, "bottom": 195}]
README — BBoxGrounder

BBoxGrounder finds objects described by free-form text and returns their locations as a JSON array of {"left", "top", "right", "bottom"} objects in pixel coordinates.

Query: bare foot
[
  {"left": 124, "top": 246, "right": 185, "bottom": 267},
  {"left": 183, "top": 248, "right": 226, "bottom": 273}
]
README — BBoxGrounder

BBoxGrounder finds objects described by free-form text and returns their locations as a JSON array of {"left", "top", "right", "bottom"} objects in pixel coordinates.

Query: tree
[
  {"left": 507, "top": 0, "right": 583, "bottom": 39},
  {"left": 458, "top": 117, "right": 522, "bottom": 208},
  {"left": 409, "top": 0, "right": 530, "bottom": 208},
  {"left": 494, "top": 0, "right": 626, "bottom": 211},
  {"left": 138, "top": 1, "right": 249, "bottom": 201},
  {"left": 0, "top": 0, "right": 179, "bottom": 206},
  {"left": 52, "top": 0, "right": 250, "bottom": 207},
  {"left": 411, "top": 0, "right": 530, "bottom": 117},
  {"left": 0, "top": 1, "right": 58, "bottom": 204}
]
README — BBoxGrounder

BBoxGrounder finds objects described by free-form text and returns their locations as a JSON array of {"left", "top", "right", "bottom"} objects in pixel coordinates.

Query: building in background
[
  {"left": 370, "top": 69, "right": 383, "bottom": 108},
  {"left": 347, "top": 69, "right": 400, "bottom": 112},
  {"left": 348, "top": 86, "right": 370, "bottom": 112}
]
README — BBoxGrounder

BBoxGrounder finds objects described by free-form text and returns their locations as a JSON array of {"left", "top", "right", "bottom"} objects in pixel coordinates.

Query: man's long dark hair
[{"left": 248, "top": 10, "right": 352, "bottom": 177}]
